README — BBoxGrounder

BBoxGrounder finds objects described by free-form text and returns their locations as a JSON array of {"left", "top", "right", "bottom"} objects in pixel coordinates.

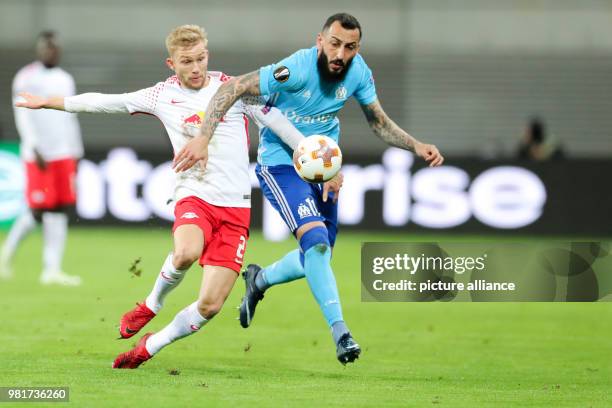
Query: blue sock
[
  {"left": 301, "top": 228, "right": 344, "bottom": 328},
  {"left": 255, "top": 249, "right": 305, "bottom": 291}
]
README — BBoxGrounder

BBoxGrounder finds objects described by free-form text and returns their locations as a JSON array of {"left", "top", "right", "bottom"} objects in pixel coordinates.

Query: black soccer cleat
[
  {"left": 336, "top": 333, "right": 361, "bottom": 365},
  {"left": 239, "top": 264, "right": 265, "bottom": 328}
]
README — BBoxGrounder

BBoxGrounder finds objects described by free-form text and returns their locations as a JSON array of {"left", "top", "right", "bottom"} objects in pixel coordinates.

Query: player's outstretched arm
[
  {"left": 173, "top": 70, "right": 261, "bottom": 172},
  {"left": 15, "top": 91, "right": 135, "bottom": 114},
  {"left": 14, "top": 92, "right": 66, "bottom": 110},
  {"left": 360, "top": 99, "right": 444, "bottom": 167}
]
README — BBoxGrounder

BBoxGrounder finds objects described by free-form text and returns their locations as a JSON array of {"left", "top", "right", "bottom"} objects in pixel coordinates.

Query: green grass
[{"left": 0, "top": 228, "right": 610, "bottom": 407}]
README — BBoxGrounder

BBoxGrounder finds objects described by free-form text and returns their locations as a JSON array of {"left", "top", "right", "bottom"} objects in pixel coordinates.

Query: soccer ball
[{"left": 293, "top": 135, "right": 342, "bottom": 183}]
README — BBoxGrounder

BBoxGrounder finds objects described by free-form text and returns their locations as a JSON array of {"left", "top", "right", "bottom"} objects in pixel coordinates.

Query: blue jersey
[{"left": 257, "top": 46, "right": 377, "bottom": 166}]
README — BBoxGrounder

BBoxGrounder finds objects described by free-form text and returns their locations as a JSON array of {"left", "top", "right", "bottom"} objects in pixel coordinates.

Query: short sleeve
[
  {"left": 354, "top": 64, "right": 377, "bottom": 106},
  {"left": 259, "top": 50, "right": 307, "bottom": 96}
]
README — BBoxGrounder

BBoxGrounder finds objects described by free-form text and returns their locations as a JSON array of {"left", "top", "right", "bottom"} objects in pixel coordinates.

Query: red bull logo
[
  {"left": 182, "top": 112, "right": 205, "bottom": 127},
  {"left": 182, "top": 111, "right": 225, "bottom": 130}
]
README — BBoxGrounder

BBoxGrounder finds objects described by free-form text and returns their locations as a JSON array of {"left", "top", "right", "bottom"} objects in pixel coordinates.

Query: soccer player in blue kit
[{"left": 174, "top": 13, "right": 444, "bottom": 364}]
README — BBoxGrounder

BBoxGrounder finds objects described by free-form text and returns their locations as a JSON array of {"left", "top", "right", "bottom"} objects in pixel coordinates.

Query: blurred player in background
[
  {"left": 0, "top": 31, "right": 83, "bottom": 286},
  {"left": 175, "top": 13, "right": 444, "bottom": 364},
  {"left": 517, "top": 117, "right": 564, "bottom": 161},
  {"left": 15, "top": 25, "right": 305, "bottom": 369}
]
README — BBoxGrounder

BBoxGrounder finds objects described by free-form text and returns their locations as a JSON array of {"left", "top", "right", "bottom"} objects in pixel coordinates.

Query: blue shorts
[{"left": 256, "top": 164, "right": 338, "bottom": 246}]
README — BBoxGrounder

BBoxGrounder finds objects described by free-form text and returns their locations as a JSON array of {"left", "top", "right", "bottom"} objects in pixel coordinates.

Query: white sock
[
  {"left": 145, "top": 301, "right": 208, "bottom": 355},
  {"left": 1, "top": 210, "right": 36, "bottom": 263},
  {"left": 145, "top": 254, "right": 187, "bottom": 314},
  {"left": 41, "top": 212, "right": 68, "bottom": 274}
]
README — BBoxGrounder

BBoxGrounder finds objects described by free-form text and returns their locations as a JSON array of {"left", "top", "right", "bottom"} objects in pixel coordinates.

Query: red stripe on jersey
[{"left": 243, "top": 114, "right": 250, "bottom": 148}]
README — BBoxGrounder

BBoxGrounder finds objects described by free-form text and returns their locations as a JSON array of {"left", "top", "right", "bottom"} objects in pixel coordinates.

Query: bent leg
[
  {"left": 145, "top": 224, "right": 203, "bottom": 313},
  {"left": 145, "top": 265, "right": 238, "bottom": 356},
  {"left": 196, "top": 265, "right": 239, "bottom": 319}
]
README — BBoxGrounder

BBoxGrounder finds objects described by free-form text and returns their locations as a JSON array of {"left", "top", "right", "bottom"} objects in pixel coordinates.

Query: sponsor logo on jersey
[
  {"left": 335, "top": 85, "right": 347, "bottom": 100},
  {"left": 180, "top": 212, "right": 199, "bottom": 219},
  {"left": 182, "top": 111, "right": 225, "bottom": 130},
  {"left": 273, "top": 66, "right": 290, "bottom": 83},
  {"left": 182, "top": 112, "right": 205, "bottom": 127},
  {"left": 284, "top": 111, "right": 336, "bottom": 124}
]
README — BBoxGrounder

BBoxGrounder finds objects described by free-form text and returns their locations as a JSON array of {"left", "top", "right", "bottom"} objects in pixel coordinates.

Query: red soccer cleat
[
  {"left": 119, "top": 302, "right": 156, "bottom": 339},
  {"left": 113, "top": 333, "right": 153, "bottom": 369}
]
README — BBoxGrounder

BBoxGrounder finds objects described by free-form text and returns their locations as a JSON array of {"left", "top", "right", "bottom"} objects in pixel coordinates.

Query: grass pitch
[{"left": 0, "top": 227, "right": 610, "bottom": 407}]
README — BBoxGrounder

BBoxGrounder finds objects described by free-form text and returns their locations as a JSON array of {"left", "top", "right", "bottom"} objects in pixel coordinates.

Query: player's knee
[
  {"left": 312, "top": 243, "right": 330, "bottom": 254},
  {"left": 299, "top": 226, "right": 330, "bottom": 254},
  {"left": 172, "top": 247, "right": 200, "bottom": 270},
  {"left": 197, "top": 297, "right": 223, "bottom": 319}
]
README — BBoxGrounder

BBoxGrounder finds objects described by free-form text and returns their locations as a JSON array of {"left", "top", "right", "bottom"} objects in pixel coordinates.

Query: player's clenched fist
[
  {"left": 415, "top": 142, "right": 444, "bottom": 167},
  {"left": 173, "top": 137, "right": 209, "bottom": 172}
]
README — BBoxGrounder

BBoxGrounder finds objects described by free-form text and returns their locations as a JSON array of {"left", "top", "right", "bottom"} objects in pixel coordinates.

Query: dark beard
[{"left": 317, "top": 52, "right": 352, "bottom": 82}]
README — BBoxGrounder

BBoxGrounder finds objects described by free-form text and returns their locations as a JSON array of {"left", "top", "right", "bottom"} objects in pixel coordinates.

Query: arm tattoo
[
  {"left": 199, "top": 70, "right": 261, "bottom": 140},
  {"left": 360, "top": 100, "right": 418, "bottom": 152}
]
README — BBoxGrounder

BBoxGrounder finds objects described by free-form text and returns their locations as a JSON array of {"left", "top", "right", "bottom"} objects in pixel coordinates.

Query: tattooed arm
[
  {"left": 198, "top": 70, "right": 261, "bottom": 141},
  {"left": 173, "top": 70, "right": 261, "bottom": 172},
  {"left": 360, "top": 99, "right": 444, "bottom": 167}
]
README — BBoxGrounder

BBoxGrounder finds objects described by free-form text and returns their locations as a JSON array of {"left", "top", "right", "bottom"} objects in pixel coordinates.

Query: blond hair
[{"left": 165, "top": 25, "right": 208, "bottom": 56}]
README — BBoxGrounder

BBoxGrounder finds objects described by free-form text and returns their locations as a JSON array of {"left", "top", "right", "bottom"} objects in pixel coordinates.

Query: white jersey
[
  {"left": 65, "top": 71, "right": 279, "bottom": 208},
  {"left": 13, "top": 61, "right": 83, "bottom": 162}
]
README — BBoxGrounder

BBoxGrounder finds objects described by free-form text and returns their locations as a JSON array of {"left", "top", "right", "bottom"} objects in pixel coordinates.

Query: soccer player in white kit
[
  {"left": 1, "top": 31, "right": 84, "bottom": 286},
  {"left": 15, "top": 25, "right": 306, "bottom": 368}
]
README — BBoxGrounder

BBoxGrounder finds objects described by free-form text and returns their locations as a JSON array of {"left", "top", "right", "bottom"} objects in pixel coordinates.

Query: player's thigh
[
  {"left": 197, "top": 265, "right": 239, "bottom": 317},
  {"left": 256, "top": 164, "right": 325, "bottom": 234},
  {"left": 319, "top": 194, "right": 338, "bottom": 246},
  {"left": 52, "top": 158, "right": 77, "bottom": 207},
  {"left": 173, "top": 224, "right": 205, "bottom": 257},
  {"left": 25, "top": 161, "right": 56, "bottom": 210},
  {"left": 172, "top": 197, "right": 214, "bottom": 267}
]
